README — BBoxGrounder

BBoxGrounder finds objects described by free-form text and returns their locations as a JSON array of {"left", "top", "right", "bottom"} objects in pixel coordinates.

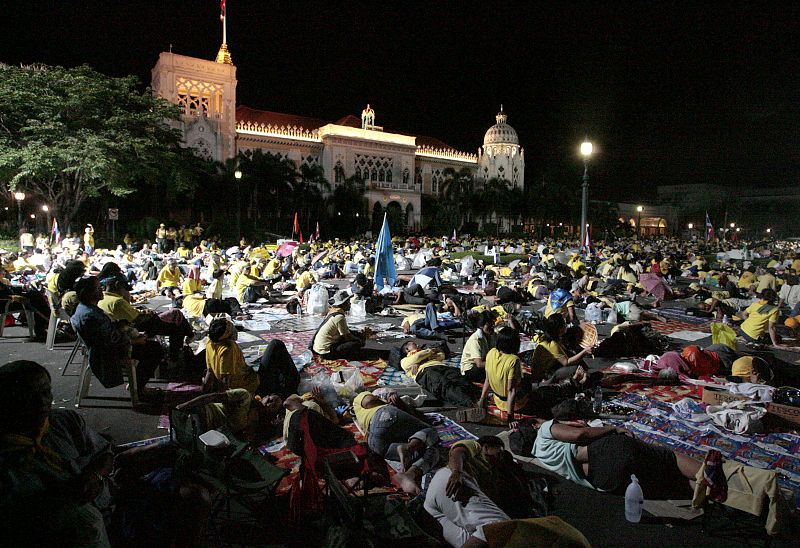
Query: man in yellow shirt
[
  {"left": 311, "top": 291, "right": 369, "bottom": 359},
  {"left": 98, "top": 276, "right": 193, "bottom": 361},
  {"left": 353, "top": 391, "right": 439, "bottom": 495},
  {"left": 156, "top": 260, "right": 182, "bottom": 296},
  {"left": 459, "top": 312, "right": 496, "bottom": 382},
  {"left": 400, "top": 341, "right": 476, "bottom": 407}
]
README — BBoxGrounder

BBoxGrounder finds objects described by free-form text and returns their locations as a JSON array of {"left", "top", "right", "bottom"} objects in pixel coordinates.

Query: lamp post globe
[
  {"left": 233, "top": 169, "right": 242, "bottom": 237},
  {"left": 13, "top": 192, "right": 25, "bottom": 231},
  {"left": 579, "top": 140, "right": 593, "bottom": 249},
  {"left": 636, "top": 205, "right": 643, "bottom": 238}
]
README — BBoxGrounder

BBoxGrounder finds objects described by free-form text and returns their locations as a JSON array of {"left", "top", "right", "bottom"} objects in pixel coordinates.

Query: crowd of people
[{"left": 2, "top": 222, "right": 800, "bottom": 545}]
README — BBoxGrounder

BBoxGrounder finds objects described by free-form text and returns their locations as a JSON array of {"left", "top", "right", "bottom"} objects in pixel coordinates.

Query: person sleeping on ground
[
  {"left": 353, "top": 391, "right": 439, "bottom": 495},
  {"left": 400, "top": 341, "right": 478, "bottom": 408}
]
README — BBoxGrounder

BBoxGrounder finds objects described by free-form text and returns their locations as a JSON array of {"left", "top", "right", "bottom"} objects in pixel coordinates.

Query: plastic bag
[
  {"left": 298, "top": 372, "right": 339, "bottom": 408},
  {"left": 330, "top": 367, "right": 365, "bottom": 398},
  {"left": 711, "top": 322, "right": 737, "bottom": 350},
  {"left": 606, "top": 308, "right": 618, "bottom": 325},
  {"left": 350, "top": 299, "right": 367, "bottom": 318},
  {"left": 307, "top": 284, "right": 329, "bottom": 316},
  {"left": 584, "top": 302, "right": 603, "bottom": 322}
]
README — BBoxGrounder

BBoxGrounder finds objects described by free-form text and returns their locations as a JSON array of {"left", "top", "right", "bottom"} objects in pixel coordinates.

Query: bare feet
[
  {"left": 397, "top": 443, "right": 411, "bottom": 471},
  {"left": 394, "top": 470, "right": 420, "bottom": 495}
]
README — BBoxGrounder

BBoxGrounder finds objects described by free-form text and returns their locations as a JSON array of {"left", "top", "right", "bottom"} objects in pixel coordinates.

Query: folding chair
[
  {"left": 45, "top": 289, "right": 72, "bottom": 350},
  {"left": 74, "top": 331, "right": 140, "bottom": 407},
  {"left": 0, "top": 296, "right": 35, "bottom": 338}
]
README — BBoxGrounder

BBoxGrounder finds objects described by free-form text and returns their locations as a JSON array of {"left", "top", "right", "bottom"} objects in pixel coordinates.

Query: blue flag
[{"left": 373, "top": 213, "right": 396, "bottom": 291}]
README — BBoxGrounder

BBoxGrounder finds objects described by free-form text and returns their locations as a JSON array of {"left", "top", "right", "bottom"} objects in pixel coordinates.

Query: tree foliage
[{"left": 0, "top": 63, "right": 198, "bottom": 231}]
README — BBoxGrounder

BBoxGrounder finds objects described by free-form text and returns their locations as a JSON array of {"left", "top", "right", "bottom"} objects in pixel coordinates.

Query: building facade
[{"left": 151, "top": 45, "right": 523, "bottom": 229}]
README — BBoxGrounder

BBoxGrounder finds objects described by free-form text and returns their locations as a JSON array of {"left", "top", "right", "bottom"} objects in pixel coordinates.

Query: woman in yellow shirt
[
  {"left": 205, "top": 318, "right": 299, "bottom": 398},
  {"left": 739, "top": 289, "right": 780, "bottom": 346},
  {"left": 181, "top": 265, "right": 203, "bottom": 295},
  {"left": 480, "top": 327, "right": 528, "bottom": 424},
  {"left": 532, "top": 314, "right": 593, "bottom": 383}
]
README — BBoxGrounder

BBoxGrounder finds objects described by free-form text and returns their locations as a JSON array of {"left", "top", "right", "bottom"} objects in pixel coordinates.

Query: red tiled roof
[
  {"left": 237, "top": 106, "right": 467, "bottom": 153},
  {"left": 334, "top": 114, "right": 362, "bottom": 128},
  {"left": 236, "top": 105, "right": 328, "bottom": 130}
]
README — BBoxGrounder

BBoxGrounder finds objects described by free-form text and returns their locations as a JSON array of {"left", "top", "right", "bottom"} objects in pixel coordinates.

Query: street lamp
[
  {"left": 14, "top": 192, "right": 25, "bottom": 231},
  {"left": 41, "top": 205, "right": 51, "bottom": 235},
  {"left": 687, "top": 223, "right": 694, "bottom": 229},
  {"left": 636, "top": 205, "right": 643, "bottom": 238},
  {"left": 766, "top": 228, "right": 772, "bottom": 234},
  {"left": 579, "top": 140, "right": 593, "bottom": 248},
  {"left": 234, "top": 169, "right": 242, "bottom": 238}
]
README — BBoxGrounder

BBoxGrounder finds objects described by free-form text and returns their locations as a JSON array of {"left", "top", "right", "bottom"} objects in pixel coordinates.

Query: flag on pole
[
  {"left": 452, "top": 228, "right": 457, "bottom": 241},
  {"left": 373, "top": 213, "right": 397, "bottom": 291},
  {"left": 705, "top": 212, "right": 714, "bottom": 242},
  {"left": 51, "top": 218, "right": 61, "bottom": 243},
  {"left": 220, "top": 0, "right": 226, "bottom": 21},
  {"left": 292, "top": 212, "right": 303, "bottom": 243},
  {"left": 582, "top": 224, "right": 592, "bottom": 253},
  {"left": 314, "top": 221, "right": 320, "bottom": 242}
]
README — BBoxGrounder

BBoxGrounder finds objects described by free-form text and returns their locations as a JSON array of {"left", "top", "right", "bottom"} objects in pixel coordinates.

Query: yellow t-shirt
[
  {"left": 738, "top": 271, "right": 756, "bottom": 289},
  {"left": 485, "top": 348, "right": 524, "bottom": 412},
  {"left": 98, "top": 291, "right": 140, "bottom": 323},
  {"left": 295, "top": 271, "right": 315, "bottom": 291},
  {"left": 182, "top": 278, "right": 202, "bottom": 295},
  {"left": 538, "top": 339, "right": 567, "bottom": 360},
  {"left": 264, "top": 258, "right": 281, "bottom": 276},
  {"left": 283, "top": 399, "right": 324, "bottom": 440},
  {"left": 177, "top": 247, "right": 191, "bottom": 259},
  {"left": 205, "top": 340, "right": 259, "bottom": 395},
  {"left": 157, "top": 267, "right": 182, "bottom": 288},
  {"left": 183, "top": 295, "right": 207, "bottom": 317},
  {"left": 460, "top": 329, "right": 494, "bottom": 373},
  {"left": 543, "top": 299, "right": 574, "bottom": 319},
  {"left": 401, "top": 313, "right": 425, "bottom": 331},
  {"left": 205, "top": 388, "right": 253, "bottom": 433},
  {"left": 312, "top": 314, "right": 351, "bottom": 355},
  {"left": 741, "top": 300, "right": 779, "bottom": 340},
  {"left": 353, "top": 392, "right": 386, "bottom": 438},
  {"left": 400, "top": 348, "right": 445, "bottom": 380}
]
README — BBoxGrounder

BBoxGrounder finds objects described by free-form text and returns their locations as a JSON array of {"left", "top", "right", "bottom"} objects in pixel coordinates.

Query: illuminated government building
[{"left": 150, "top": 35, "right": 524, "bottom": 229}]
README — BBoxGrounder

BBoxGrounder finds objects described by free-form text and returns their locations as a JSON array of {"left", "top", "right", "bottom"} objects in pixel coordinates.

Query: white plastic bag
[
  {"left": 330, "top": 367, "right": 365, "bottom": 398},
  {"left": 350, "top": 299, "right": 367, "bottom": 318},
  {"left": 606, "top": 308, "right": 618, "bottom": 325},
  {"left": 585, "top": 302, "right": 603, "bottom": 322},
  {"left": 307, "top": 284, "right": 329, "bottom": 316}
]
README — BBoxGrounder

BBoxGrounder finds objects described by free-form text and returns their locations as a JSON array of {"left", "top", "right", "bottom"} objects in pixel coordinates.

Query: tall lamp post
[
  {"left": 42, "top": 205, "right": 50, "bottom": 236},
  {"left": 579, "top": 140, "right": 593, "bottom": 247},
  {"left": 636, "top": 205, "right": 643, "bottom": 238},
  {"left": 234, "top": 169, "right": 242, "bottom": 239},
  {"left": 14, "top": 192, "right": 25, "bottom": 232}
]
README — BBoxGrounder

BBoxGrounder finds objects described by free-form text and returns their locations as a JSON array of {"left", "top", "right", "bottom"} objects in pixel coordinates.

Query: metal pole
[
  {"left": 580, "top": 158, "right": 589, "bottom": 248},
  {"left": 637, "top": 211, "right": 641, "bottom": 239},
  {"left": 236, "top": 182, "right": 241, "bottom": 238},
  {"left": 16, "top": 200, "right": 22, "bottom": 232}
]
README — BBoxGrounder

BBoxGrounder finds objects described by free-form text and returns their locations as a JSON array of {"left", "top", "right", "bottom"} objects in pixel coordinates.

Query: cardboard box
[
  {"left": 767, "top": 402, "right": 800, "bottom": 426},
  {"left": 700, "top": 387, "right": 749, "bottom": 406}
]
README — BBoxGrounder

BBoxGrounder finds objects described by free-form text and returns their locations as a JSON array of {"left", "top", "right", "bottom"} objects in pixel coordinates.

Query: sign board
[{"left": 108, "top": 208, "right": 119, "bottom": 221}]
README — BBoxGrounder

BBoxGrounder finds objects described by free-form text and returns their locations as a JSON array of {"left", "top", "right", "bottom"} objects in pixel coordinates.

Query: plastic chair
[
  {"left": 45, "top": 290, "right": 72, "bottom": 350},
  {"left": 74, "top": 332, "right": 140, "bottom": 407},
  {"left": 0, "top": 296, "right": 35, "bottom": 338}
]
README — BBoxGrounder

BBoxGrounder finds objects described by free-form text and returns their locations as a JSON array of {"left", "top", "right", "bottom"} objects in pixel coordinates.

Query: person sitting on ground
[
  {"left": 530, "top": 416, "right": 702, "bottom": 500},
  {"left": 460, "top": 311, "right": 497, "bottom": 383},
  {"left": 350, "top": 272, "right": 374, "bottom": 298},
  {"left": 739, "top": 288, "right": 780, "bottom": 346},
  {"left": 99, "top": 275, "right": 193, "bottom": 363},
  {"left": 543, "top": 276, "right": 576, "bottom": 324},
  {"left": 204, "top": 318, "right": 300, "bottom": 398},
  {"left": 353, "top": 391, "right": 439, "bottom": 495},
  {"left": 401, "top": 340, "right": 478, "bottom": 408},
  {"left": 479, "top": 327, "right": 532, "bottom": 425},
  {"left": 778, "top": 274, "right": 800, "bottom": 317},
  {"left": 156, "top": 259, "right": 183, "bottom": 298},
  {"left": 311, "top": 290, "right": 374, "bottom": 360},
  {"left": 530, "top": 314, "right": 594, "bottom": 383},
  {"left": 71, "top": 276, "right": 162, "bottom": 397},
  {"left": 181, "top": 264, "right": 203, "bottom": 295},
  {"left": 0, "top": 360, "right": 211, "bottom": 547}
]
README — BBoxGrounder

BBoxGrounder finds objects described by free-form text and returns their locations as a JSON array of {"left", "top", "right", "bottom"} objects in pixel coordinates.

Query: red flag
[
  {"left": 314, "top": 221, "right": 320, "bottom": 241},
  {"left": 220, "top": 0, "right": 226, "bottom": 21},
  {"left": 293, "top": 212, "right": 304, "bottom": 243}
]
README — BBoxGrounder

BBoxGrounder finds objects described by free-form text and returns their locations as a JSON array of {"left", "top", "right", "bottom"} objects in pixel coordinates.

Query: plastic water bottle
[
  {"left": 625, "top": 474, "right": 644, "bottom": 523},
  {"left": 722, "top": 314, "right": 730, "bottom": 326},
  {"left": 593, "top": 386, "right": 603, "bottom": 414}
]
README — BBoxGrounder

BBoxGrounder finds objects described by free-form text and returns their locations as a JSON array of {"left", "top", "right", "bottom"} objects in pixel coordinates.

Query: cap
[{"left": 731, "top": 356, "right": 754, "bottom": 377}]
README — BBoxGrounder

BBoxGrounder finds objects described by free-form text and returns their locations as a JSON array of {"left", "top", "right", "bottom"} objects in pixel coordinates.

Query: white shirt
[{"left": 779, "top": 284, "right": 800, "bottom": 309}]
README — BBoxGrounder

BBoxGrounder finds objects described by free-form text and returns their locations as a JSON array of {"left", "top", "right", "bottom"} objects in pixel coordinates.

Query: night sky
[{"left": 3, "top": 1, "right": 800, "bottom": 201}]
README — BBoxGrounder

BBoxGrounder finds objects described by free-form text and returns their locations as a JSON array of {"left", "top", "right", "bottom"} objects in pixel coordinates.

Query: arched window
[
  {"left": 403, "top": 168, "right": 410, "bottom": 186},
  {"left": 386, "top": 169, "right": 392, "bottom": 183},
  {"left": 378, "top": 168, "right": 385, "bottom": 182},
  {"left": 335, "top": 161, "right": 344, "bottom": 184},
  {"left": 355, "top": 167, "right": 362, "bottom": 181},
  {"left": 371, "top": 168, "right": 378, "bottom": 181}
]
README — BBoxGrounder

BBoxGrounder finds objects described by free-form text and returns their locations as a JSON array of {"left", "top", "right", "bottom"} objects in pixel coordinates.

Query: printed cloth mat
[
  {"left": 649, "top": 319, "right": 710, "bottom": 336},
  {"left": 609, "top": 381, "right": 700, "bottom": 403},
  {"left": 736, "top": 336, "right": 800, "bottom": 354},
  {"left": 259, "top": 330, "right": 315, "bottom": 352},
  {"left": 303, "top": 354, "right": 388, "bottom": 387},
  {"left": 256, "top": 412, "right": 477, "bottom": 496},
  {"left": 272, "top": 315, "right": 324, "bottom": 332},
  {"left": 657, "top": 307, "right": 713, "bottom": 325},
  {"left": 157, "top": 382, "right": 203, "bottom": 429},
  {"left": 609, "top": 393, "right": 800, "bottom": 506},
  {"left": 377, "top": 368, "right": 416, "bottom": 387}
]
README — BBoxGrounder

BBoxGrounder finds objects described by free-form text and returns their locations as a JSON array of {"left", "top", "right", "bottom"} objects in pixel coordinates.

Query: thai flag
[
  {"left": 705, "top": 212, "right": 714, "bottom": 242},
  {"left": 314, "top": 221, "right": 320, "bottom": 242},
  {"left": 220, "top": 0, "right": 226, "bottom": 21},
  {"left": 51, "top": 218, "right": 61, "bottom": 243},
  {"left": 582, "top": 224, "right": 592, "bottom": 253}
]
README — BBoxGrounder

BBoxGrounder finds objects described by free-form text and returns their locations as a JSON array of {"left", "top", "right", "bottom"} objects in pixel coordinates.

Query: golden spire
[
  {"left": 215, "top": 0, "right": 233, "bottom": 64},
  {"left": 216, "top": 43, "right": 232, "bottom": 64}
]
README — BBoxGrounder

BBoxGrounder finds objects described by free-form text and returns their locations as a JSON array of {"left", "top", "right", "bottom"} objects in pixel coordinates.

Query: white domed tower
[{"left": 477, "top": 106, "right": 524, "bottom": 188}]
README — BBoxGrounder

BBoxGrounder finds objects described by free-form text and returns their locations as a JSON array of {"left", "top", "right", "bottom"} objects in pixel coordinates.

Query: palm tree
[
  {"left": 331, "top": 175, "right": 367, "bottom": 237},
  {"left": 293, "top": 163, "right": 331, "bottom": 235},
  {"left": 441, "top": 167, "right": 475, "bottom": 227},
  {"left": 483, "top": 177, "right": 511, "bottom": 234},
  {"left": 238, "top": 149, "right": 296, "bottom": 233}
]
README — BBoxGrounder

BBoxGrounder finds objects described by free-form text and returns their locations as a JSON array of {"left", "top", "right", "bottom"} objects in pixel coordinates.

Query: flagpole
[{"left": 222, "top": 7, "right": 227, "bottom": 45}]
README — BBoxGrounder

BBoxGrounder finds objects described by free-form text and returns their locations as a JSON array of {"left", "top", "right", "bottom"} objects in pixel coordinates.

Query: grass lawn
[{"left": 0, "top": 238, "right": 17, "bottom": 252}]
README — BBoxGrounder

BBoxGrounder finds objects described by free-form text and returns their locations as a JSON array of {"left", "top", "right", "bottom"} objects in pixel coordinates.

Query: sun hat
[{"left": 329, "top": 289, "right": 351, "bottom": 307}]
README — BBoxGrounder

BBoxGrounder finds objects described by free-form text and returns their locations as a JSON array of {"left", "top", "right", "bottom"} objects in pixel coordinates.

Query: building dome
[{"left": 483, "top": 106, "right": 519, "bottom": 146}]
